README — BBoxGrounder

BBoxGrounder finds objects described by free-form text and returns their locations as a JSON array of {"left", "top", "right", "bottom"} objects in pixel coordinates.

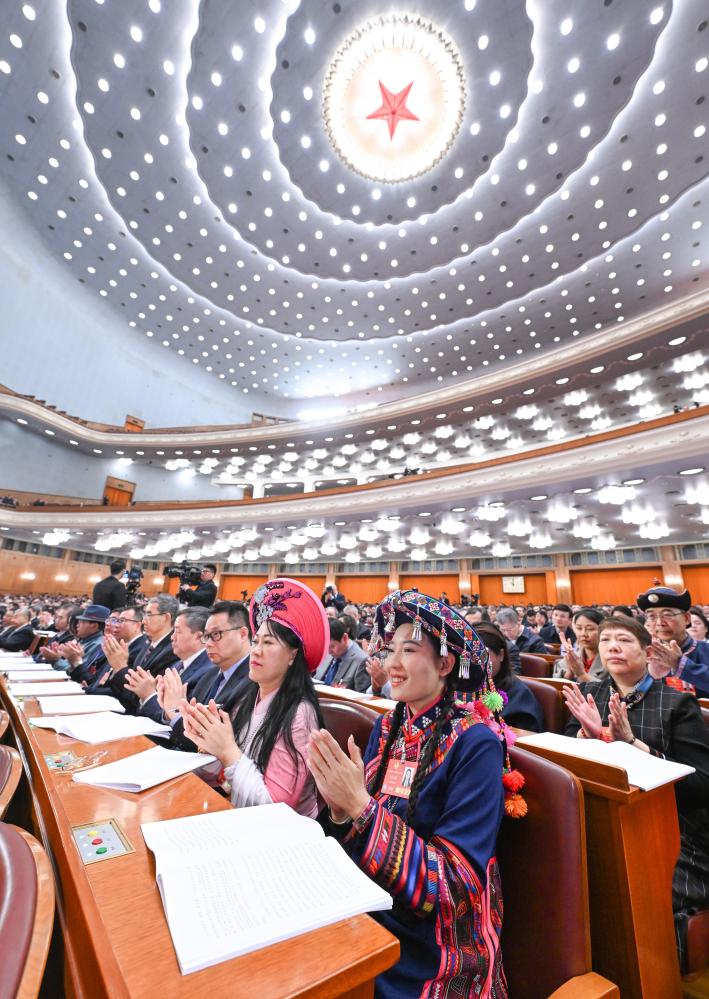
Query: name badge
[{"left": 381, "top": 759, "right": 418, "bottom": 798}]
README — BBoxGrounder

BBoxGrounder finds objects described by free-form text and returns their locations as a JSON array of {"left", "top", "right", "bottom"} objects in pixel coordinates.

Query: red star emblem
[{"left": 366, "top": 80, "right": 420, "bottom": 140}]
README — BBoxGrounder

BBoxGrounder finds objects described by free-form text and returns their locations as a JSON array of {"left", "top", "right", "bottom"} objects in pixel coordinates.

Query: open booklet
[
  {"left": 72, "top": 746, "right": 214, "bottom": 792},
  {"left": 31, "top": 712, "right": 171, "bottom": 743},
  {"left": 517, "top": 732, "right": 695, "bottom": 791},
  {"left": 141, "top": 803, "right": 393, "bottom": 975}
]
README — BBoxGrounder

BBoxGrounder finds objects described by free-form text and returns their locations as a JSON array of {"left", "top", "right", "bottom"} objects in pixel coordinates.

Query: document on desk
[
  {"left": 36, "top": 694, "right": 125, "bottom": 715},
  {"left": 10, "top": 680, "right": 84, "bottom": 696},
  {"left": 31, "top": 713, "right": 172, "bottom": 743},
  {"left": 4, "top": 669, "right": 71, "bottom": 681},
  {"left": 73, "top": 746, "right": 214, "bottom": 792},
  {"left": 517, "top": 732, "right": 695, "bottom": 790},
  {"left": 141, "top": 802, "right": 393, "bottom": 974}
]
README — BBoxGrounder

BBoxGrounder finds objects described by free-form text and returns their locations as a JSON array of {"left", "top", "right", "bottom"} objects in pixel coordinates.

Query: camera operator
[
  {"left": 92, "top": 559, "right": 128, "bottom": 611},
  {"left": 179, "top": 563, "right": 218, "bottom": 608}
]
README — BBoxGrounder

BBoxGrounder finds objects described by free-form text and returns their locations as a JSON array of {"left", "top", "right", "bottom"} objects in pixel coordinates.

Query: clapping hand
[
  {"left": 365, "top": 656, "right": 388, "bottom": 695},
  {"left": 156, "top": 668, "right": 187, "bottom": 717},
  {"left": 123, "top": 665, "right": 157, "bottom": 700},
  {"left": 307, "top": 729, "right": 370, "bottom": 823},
  {"left": 647, "top": 639, "right": 682, "bottom": 679},
  {"left": 180, "top": 699, "right": 240, "bottom": 765},
  {"left": 559, "top": 634, "right": 588, "bottom": 681},
  {"left": 608, "top": 693, "right": 635, "bottom": 743},
  {"left": 562, "top": 684, "right": 603, "bottom": 739},
  {"left": 58, "top": 640, "right": 83, "bottom": 666},
  {"left": 38, "top": 642, "right": 61, "bottom": 663},
  {"left": 103, "top": 633, "right": 130, "bottom": 672}
]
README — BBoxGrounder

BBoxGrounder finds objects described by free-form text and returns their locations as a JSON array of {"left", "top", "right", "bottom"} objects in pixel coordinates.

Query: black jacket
[
  {"left": 179, "top": 580, "right": 217, "bottom": 608},
  {"left": 92, "top": 575, "right": 128, "bottom": 611},
  {"left": 0, "top": 624, "right": 35, "bottom": 652},
  {"left": 168, "top": 656, "right": 251, "bottom": 751},
  {"left": 540, "top": 622, "right": 576, "bottom": 645},
  {"left": 515, "top": 627, "right": 549, "bottom": 656},
  {"left": 109, "top": 632, "right": 179, "bottom": 713}
]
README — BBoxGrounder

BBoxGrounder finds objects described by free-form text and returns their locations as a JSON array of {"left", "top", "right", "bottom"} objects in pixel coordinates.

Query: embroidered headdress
[
  {"left": 249, "top": 577, "right": 329, "bottom": 673},
  {"left": 372, "top": 588, "right": 527, "bottom": 818}
]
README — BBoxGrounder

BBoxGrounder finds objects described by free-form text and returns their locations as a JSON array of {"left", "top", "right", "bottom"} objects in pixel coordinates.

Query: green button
[{"left": 95, "top": 847, "right": 108, "bottom": 855}]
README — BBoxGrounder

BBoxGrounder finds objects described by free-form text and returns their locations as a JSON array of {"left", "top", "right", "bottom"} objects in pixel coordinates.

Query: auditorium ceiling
[
  {"left": 1, "top": 0, "right": 708, "bottom": 564},
  {"left": 1, "top": 0, "right": 708, "bottom": 415}
]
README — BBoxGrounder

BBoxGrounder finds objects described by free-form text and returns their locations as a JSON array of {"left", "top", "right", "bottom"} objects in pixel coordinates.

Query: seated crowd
[{"left": 2, "top": 575, "right": 709, "bottom": 987}]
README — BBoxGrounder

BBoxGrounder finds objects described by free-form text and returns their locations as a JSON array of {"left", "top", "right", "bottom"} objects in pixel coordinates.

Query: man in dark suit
[
  {"left": 107, "top": 594, "right": 180, "bottom": 712},
  {"left": 36, "top": 603, "right": 79, "bottom": 665},
  {"left": 92, "top": 560, "right": 128, "bottom": 611},
  {"left": 315, "top": 618, "right": 369, "bottom": 691},
  {"left": 0, "top": 607, "right": 35, "bottom": 652},
  {"left": 85, "top": 605, "right": 149, "bottom": 693},
  {"left": 137, "top": 607, "right": 214, "bottom": 723},
  {"left": 540, "top": 604, "right": 576, "bottom": 645},
  {"left": 158, "top": 600, "right": 252, "bottom": 751},
  {"left": 179, "top": 564, "right": 218, "bottom": 608},
  {"left": 496, "top": 608, "right": 549, "bottom": 655}
]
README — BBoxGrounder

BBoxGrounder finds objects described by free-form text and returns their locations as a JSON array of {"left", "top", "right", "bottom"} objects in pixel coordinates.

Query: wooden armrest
[{"left": 548, "top": 972, "right": 620, "bottom": 999}]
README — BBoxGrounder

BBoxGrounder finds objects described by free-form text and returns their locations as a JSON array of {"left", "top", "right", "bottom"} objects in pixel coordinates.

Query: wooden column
[
  {"left": 553, "top": 554, "right": 573, "bottom": 604},
  {"left": 659, "top": 546, "right": 685, "bottom": 591}
]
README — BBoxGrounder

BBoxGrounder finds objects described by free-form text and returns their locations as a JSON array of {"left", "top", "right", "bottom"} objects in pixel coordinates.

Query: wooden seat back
[
  {"left": 497, "top": 746, "right": 592, "bottom": 998},
  {"left": 518, "top": 676, "right": 564, "bottom": 733},
  {"left": 319, "top": 698, "right": 379, "bottom": 754},
  {"left": 519, "top": 652, "right": 553, "bottom": 678},
  {"left": 0, "top": 824, "right": 55, "bottom": 998},
  {"left": 0, "top": 708, "right": 8, "bottom": 741},
  {"left": 0, "top": 744, "right": 22, "bottom": 820}
]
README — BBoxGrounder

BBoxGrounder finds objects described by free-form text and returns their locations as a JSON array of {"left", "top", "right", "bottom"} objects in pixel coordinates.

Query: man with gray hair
[
  {"left": 0, "top": 606, "right": 34, "bottom": 652},
  {"left": 137, "top": 606, "right": 215, "bottom": 724},
  {"left": 109, "top": 593, "right": 180, "bottom": 713},
  {"left": 496, "top": 607, "right": 548, "bottom": 656}
]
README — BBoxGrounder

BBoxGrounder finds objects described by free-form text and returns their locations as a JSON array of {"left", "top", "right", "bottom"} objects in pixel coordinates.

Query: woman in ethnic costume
[
  {"left": 308, "top": 589, "right": 518, "bottom": 999},
  {"left": 563, "top": 614, "right": 709, "bottom": 972}
]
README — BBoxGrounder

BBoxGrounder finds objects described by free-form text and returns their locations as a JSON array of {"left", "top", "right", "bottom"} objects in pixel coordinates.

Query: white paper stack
[
  {"left": 141, "top": 803, "right": 393, "bottom": 974},
  {"left": 517, "top": 732, "right": 695, "bottom": 791},
  {"left": 37, "top": 694, "right": 125, "bottom": 715},
  {"left": 10, "top": 681, "right": 84, "bottom": 697},
  {"left": 0, "top": 661, "right": 58, "bottom": 674},
  {"left": 31, "top": 713, "right": 172, "bottom": 743},
  {"left": 5, "top": 670, "right": 72, "bottom": 681},
  {"left": 72, "top": 746, "right": 214, "bottom": 792}
]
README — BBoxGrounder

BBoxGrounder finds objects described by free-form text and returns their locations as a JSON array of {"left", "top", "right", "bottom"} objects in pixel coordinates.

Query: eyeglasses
[
  {"left": 201, "top": 626, "right": 241, "bottom": 644},
  {"left": 644, "top": 611, "right": 684, "bottom": 623},
  {"left": 118, "top": 616, "right": 139, "bottom": 623},
  {"left": 143, "top": 611, "right": 168, "bottom": 618}
]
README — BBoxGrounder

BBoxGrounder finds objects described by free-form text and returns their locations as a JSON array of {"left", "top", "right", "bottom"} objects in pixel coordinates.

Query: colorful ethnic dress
[{"left": 325, "top": 697, "right": 507, "bottom": 999}]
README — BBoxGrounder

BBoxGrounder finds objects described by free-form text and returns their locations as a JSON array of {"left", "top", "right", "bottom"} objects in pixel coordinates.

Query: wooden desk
[
  {"left": 1, "top": 683, "right": 398, "bottom": 999},
  {"left": 517, "top": 743, "right": 681, "bottom": 999}
]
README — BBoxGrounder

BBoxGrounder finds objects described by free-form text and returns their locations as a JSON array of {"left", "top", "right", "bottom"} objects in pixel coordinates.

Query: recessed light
[
  {"left": 530, "top": 494, "right": 547, "bottom": 501},
  {"left": 574, "top": 488, "right": 592, "bottom": 494},
  {"left": 623, "top": 479, "right": 645, "bottom": 485},
  {"left": 679, "top": 468, "right": 704, "bottom": 476}
]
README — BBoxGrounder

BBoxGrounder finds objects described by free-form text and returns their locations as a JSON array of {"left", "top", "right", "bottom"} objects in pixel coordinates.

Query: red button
[{"left": 91, "top": 838, "right": 103, "bottom": 845}]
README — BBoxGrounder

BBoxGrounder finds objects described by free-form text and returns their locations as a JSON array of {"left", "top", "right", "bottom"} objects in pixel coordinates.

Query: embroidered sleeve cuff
[{"left": 353, "top": 796, "right": 377, "bottom": 834}]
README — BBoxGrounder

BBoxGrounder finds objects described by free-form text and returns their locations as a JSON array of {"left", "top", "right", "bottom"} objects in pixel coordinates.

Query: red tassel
[
  {"left": 504, "top": 793, "right": 528, "bottom": 819},
  {"left": 502, "top": 769, "right": 526, "bottom": 793}
]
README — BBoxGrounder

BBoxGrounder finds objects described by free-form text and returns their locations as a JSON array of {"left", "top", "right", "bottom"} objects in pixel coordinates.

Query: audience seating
[
  {"left": 319, "top": 698, "right": 379, "bottom": 754},
  {"left": 0, "top": 823, "right": 55, "bottom": 998},
  {"left": 0, "top": 709, "right": 8, "bottom": 741},
  {"left": 497, "top": 746, "right": 618, "bottom": 998},
  {"left": 519, "top": 676, "right": 564, "bottom": 732},
  {"left": 519, "top": 652, "right": 553, "bottom": 678},
  {"left": 685, "top": 911, "right": 709, "bottom": 979},
  {"left": 0, "top": 745, "right": 22, "bottom": 819}
]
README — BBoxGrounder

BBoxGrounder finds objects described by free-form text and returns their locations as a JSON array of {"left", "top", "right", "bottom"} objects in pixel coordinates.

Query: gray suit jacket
[{"left": 316, "top": 640, "right": 369, "bottom": 692}]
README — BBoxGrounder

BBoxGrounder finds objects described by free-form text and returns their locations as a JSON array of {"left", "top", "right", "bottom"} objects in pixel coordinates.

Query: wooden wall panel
[
  {"left": 478, "top": 574, "right": 548, "bottom": 605},
  {"left": 398, "top": 574, "right": 460, "bottom": 603},
  {"left": 219, "top": 575, "right": 268, "bottom": 602},
  {"left": 284, "top": 576, "right": 327, "bottom": 599},
  {"left": 682, "top": 564, "right": 709, "bottom": 604},
  {"left": 0, "top": 549, "right": 165, "bottom": 597},
  {"left": 335, "top": 575, "right": 389, "bottom": 605},
  {"left": 569, "top": 567, "right": 663, "bottom": 606}
]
